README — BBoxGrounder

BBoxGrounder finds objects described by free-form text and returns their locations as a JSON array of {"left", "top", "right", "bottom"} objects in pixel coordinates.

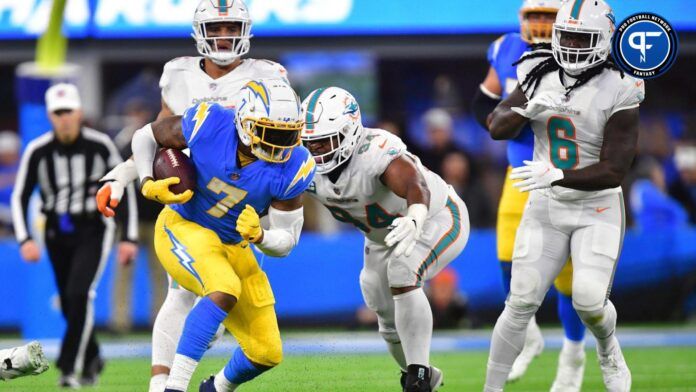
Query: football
[{"left": 153, "top": 148, "right": 197, "bottom": 194}]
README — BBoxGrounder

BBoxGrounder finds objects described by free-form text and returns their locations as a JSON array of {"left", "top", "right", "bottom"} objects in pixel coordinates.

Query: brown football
[{"left": 153, "top": 148, "right": 197, "bottom": 194}]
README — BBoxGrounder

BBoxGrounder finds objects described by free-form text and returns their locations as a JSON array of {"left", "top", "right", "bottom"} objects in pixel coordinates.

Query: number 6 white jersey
[
  {"left": 305, "top": 128, "right": 451, "bottom": 244},
  {"left": 517, "top": 55, "right": 645, "bottom": 200}
]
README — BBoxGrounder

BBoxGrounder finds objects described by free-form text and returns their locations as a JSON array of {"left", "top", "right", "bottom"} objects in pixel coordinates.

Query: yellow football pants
[
  {"left": 154, "top": 207, "right": 282, "bottom": 366},
  {"left": 497, "top": 166, "right": 573, "bottom": 296}
]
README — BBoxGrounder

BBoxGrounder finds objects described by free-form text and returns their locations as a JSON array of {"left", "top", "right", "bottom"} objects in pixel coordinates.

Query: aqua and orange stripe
[{"left": 415, "top": 197, "right": 462, "bottom": 287}]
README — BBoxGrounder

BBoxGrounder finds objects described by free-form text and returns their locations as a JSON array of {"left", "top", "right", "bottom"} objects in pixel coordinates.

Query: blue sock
[
  {"left": 223, "top": 348, "right": 269, "bottom": 385},
  {"left": 557, "top": 291, "right": 586, "bottom": 342},
  {"left": 176, "top": 297, "right": 228, "bottom": 361},
  {"left": 500, "top": 261, "right": 512, "bottom": 295}
]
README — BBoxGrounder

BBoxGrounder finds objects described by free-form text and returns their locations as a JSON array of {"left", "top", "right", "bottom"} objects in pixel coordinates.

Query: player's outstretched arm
[
  {"left": 381, "top": 157, "right": 430, "bottom": 257},
  {"left": 132, "top": 116, "right": 192, "bottom": 204},
  {"left": 488, "top": 85, "right": 530, "bottom": 140},
  {"left": 237, "top": 196, "right": 304, "bottom": 257},
  {"left": 555, "top": 108, "right": 639, "bottom": 191}
]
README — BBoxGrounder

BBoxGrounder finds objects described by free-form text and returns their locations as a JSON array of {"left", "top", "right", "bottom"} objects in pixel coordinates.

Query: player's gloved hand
[
  {"left": 97, "top": 159, "right": 138, "bottom": 217},
  {"left": 510, "top": 160, "right": 564, "bottom": 192},
  {"left": 237, "top": 205, "right": 263, "bottom": 244},
  {"left": 96, "top": 182, "right": 123, "bottom": 218},
  {"left": 385, "top": 204, "right": 428, "bottom": 258},
  {"left": 511, "top": 91, "right": 558, "bottom": 119},
  {"left": 140, "top": 177, "right": 193, "bottom": 204}
]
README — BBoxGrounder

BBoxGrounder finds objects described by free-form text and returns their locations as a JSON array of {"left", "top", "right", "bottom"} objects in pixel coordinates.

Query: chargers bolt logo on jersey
[{"left": 613, "top": 13, "right": 678, "bottom": 79}]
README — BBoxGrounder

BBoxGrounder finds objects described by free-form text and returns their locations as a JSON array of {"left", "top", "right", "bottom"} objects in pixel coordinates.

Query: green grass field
[{"left": 5, "top": 347, "right": 696, "bottom": 391}]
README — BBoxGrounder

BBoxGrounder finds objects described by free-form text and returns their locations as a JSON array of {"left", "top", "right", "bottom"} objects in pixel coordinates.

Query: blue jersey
[
  {"left": 171, "top": 102, "right": 315, "bottom": 244},
  {"left": 487, "top": 33, "right": 535, "bottom": 168}
]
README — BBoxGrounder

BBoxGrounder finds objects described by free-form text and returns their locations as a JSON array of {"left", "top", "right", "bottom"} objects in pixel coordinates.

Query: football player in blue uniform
[
  {"left": 471, "top": 1, "right": 587, "bottom": 390},
  {"left": 131, "top": 79, "right": 315, "bottom": 392}
]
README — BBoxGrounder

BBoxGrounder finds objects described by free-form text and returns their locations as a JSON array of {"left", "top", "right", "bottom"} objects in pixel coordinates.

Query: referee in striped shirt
[{"left": 11, "top": 83, "right": 139, "bottom": 388}]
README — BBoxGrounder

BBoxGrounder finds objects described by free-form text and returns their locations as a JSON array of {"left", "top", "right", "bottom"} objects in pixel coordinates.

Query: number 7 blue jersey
[
  {"left": 170, "top": 102, "right": 316, "bottom": 244},
  {"left": 487, "top": 33, "right": 535, "bottom": 168}
]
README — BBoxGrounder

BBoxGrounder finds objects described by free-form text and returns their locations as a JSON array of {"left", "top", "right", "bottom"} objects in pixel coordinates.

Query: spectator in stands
[
  {"left": 630, "top": 157, "right": 688, "bottom": 231},
  {"left": 0, "top": 131, "right": 19, "bottom": 236},
  {"left": 426, "top": 267, "right": 469, "bottom": 329},
  {"left": 418, "top": 108, "right": 464, "bottom": 175},
  {"left": 441, "top": 151, "right": 494, "bottom": 227},
  {"left": 672, "top": 144, "right": 696, "bottom": 223}
]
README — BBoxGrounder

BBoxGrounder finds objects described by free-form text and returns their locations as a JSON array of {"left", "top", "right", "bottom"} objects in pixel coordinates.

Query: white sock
[
  {"left": 561, "top": 337, "right": 585, "bottom": 356},
  {"left": 484, "top": 302, "right": 537, "bottom": 390},
  {"left": 149, "top": 374, "right": 168, "bottom": 392},
  {"left": 165, "top": 354, "right": 198, "bottom": 391},
  {"left": 385, "top": 340, "right": 408, "bottom": 371},
  {"left": 214, "top": 368, "right": 237, "bottom": 391},
  {"left": 393, "top": 288, "right": 432, "bottom": 367}
]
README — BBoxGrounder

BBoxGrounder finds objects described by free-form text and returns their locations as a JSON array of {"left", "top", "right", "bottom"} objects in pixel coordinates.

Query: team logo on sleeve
[
  {"left": 285, "top": 157, "right": 316, "bottom": 196},
  {"left": 612, "top": 13, "right": 678, "bottom": 79}
]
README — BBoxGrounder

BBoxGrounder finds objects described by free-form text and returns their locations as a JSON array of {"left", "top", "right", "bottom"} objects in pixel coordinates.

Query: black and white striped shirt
[{"left": 12, "top": 127, "right": 138, "bottom": 244}]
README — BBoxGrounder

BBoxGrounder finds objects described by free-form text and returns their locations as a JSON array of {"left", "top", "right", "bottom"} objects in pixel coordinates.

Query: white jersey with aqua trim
[
  {"left": 517, "top": 55, "right": 645, "bottom": 200},
  {"left": 306, "top": 128, "right": 451, "bottom": 244},
  {"left": 160, "top": 56, "right": 288, "bottom": 115}
]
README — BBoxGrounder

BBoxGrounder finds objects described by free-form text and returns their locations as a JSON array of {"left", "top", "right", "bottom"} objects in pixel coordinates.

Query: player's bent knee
[
  {"left": 572, "top": 277, "right": 608, "bottom": 312},
  {"left": 387, "top": 258, "right": 417, "bottom": 288},
  {"left": 506, "top": 294, "right": 540, "bottom": 315},
  {"left": 246, "top": 343, "right": 283, "bottom": 368}
]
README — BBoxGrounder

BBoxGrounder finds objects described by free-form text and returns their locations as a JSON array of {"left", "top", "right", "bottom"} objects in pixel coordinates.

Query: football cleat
[
  {"left": 597, "top": 344, "right": 631, "bottom": 392},
  {"left": 400, "top": 366, "right": 443, "bottom": 391},
  {"left": 507, "top": 319, "right": 544, "bottom": 382},
  {"left": 199, "top": 375, "right": 217, "bottom": 391},
  {"left": 80, "top": 356, "right": 105, "bottom": 386},
  {"left": 550, "top": 345, "right": 585, "bottom": 392},
  {"left": 0, "top": 341, "right": 49, "bottom": 381}
]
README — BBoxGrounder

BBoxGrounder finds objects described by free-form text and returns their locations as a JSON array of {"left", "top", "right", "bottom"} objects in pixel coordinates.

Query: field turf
[{"left": 5, "top": 347, "right": 696, "bottom": 391}]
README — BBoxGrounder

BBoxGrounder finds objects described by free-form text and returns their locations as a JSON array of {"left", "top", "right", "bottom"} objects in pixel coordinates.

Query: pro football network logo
[{"left": 612, "top": 13, "right": 678, "bottom": 79}]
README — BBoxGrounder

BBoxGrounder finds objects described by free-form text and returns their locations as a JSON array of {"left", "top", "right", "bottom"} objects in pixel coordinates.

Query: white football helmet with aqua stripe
[
  {"left": 300, "top": 87, "right": 364, "bottom": 174},
  {"left": 552, "top": 0, "right": 615, "bottom": 74},
  {"left": 192, "top": 0, "right": 253, "bottom": 66}
]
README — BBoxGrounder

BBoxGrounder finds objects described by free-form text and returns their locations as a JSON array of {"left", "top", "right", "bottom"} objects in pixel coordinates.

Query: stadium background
[{"left": 1, "top": 1, "right": 696, "bottom": 390}]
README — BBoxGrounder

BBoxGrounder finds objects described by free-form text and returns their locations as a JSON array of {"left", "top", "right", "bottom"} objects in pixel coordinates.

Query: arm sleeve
[
  {"left": 471, "top": 85, "right": 502, "bottom": 129},
  {"left": 611, "top": 78, "right": 645, "bottom": 116},
  {"left": 11, "top": 145, "right": 39, "bottom": 244},
  {"left": 256, "top": 206, "right": 304, "bottom": 257},
  {"left": 103, "top": 137, "right": 138, "bottom": 242},
  {"left": 366, "top": 133, "right": 407, "bottom": 178}
]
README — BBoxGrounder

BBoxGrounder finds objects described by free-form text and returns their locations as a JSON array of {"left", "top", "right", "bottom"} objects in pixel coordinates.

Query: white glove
[
  {"left": 384, "top": 204, "right": 428, "bottom": 258},
  {"left": 511, "top": 91, "right": 558, "bottom": 119},
  {"left": 510, "top": 160, "right": 564, "bottom": 192}
]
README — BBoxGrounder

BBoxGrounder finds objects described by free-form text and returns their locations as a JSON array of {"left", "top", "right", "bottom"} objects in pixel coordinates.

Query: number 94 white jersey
[
  {"left": 305, "top": 128, "right": 451, "bottom": 244},
  {"left": 517, "top": 55, "right": 645, "bottom": 200}
]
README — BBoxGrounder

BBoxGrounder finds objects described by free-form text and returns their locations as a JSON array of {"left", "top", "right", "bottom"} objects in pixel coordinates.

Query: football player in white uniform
[
  {"left": 94, "top": 1, "right": 290, "bottom": 391},
  {"left": 483, "top": 1, "right": 643, "bottom": 391},
  {"left": 301, "top": 87, "right": 470, "bottom": 392},
  {"left": 0, "top": 341, "right": 49, "bottom": 381}
]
